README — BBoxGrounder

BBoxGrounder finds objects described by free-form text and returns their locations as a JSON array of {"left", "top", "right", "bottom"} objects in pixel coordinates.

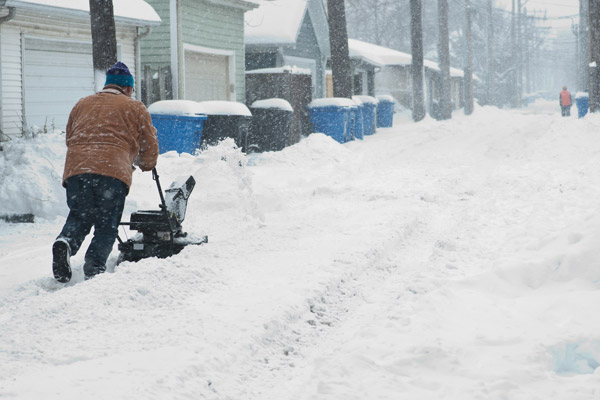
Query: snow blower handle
[{"left": 152, "top": 168, "right": 168, "bottom": 212}]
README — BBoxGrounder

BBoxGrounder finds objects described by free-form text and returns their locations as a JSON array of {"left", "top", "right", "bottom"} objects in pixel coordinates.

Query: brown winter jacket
[{"left": 62, "top": 85, "right": 158, "bottom": 190}]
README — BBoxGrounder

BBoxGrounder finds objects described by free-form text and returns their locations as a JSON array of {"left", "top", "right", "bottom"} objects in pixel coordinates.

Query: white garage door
[
  {"left": 24, "top": 38, "right": 95, "bottom": 132},
  {"left": 184, "top": 50, "right": 229, "bottom": 101}
]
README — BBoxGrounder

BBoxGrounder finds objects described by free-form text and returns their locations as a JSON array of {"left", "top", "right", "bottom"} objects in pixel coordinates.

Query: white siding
[{"left": 0, "top": 9, "right": 138, "bottom": 137}]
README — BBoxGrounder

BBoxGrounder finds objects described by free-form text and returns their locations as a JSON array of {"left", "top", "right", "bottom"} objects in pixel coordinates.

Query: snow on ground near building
[{"left": 1, "top": 101, "right": 600, "bottom": 399}]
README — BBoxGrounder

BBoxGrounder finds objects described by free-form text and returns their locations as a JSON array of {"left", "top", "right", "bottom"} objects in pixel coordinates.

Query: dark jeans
[
  {"left": 561, "top": 105, "right": 571, "bottom": 117},
  {"left": 57, "top": 174, "right": 128, "bottom": 276}
]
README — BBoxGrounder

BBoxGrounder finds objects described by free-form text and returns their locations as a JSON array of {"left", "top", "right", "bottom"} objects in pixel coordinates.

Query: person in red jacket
[
  {"left": 560, "top": 86, "right": 572, "bottom": 117},
  {"left": 52, "top": 61, "right": 159, "bottom": 282}
]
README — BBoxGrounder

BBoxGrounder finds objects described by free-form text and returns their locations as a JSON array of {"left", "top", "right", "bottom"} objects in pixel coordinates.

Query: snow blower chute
[{"left": 117, "top": 168, "right": 207, "bottom": 263}]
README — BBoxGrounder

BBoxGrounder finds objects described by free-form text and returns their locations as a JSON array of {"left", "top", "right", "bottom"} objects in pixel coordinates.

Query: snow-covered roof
[
  {"left": 246, "top": 65, "right": 312, "bottom": 75},
  {"left": 5, "top": 0, "right": 161, "bottom": 26},
  {"left": 245, "top": 0, "right": 308, "bottom": 46},
  {"left": 245, "top": 0, "right": 329, "bottom": 56},
  {"left": 349, "top": 38, "right": 464, "bottom": 78}
]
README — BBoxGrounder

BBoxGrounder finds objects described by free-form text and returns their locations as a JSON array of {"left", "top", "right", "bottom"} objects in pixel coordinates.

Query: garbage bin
[
  {"left": 353, "top": 95, "right": 378, "bottom": 135},
  {"left": 307, "top": 98, "right": 355, "bottom": 143},
  {"left": 197, "top": 101, "right": 253, "bottom": 151},
  {"left": 575, "top": 92, "right": 589, "bottom": 118},
  {"left": 248, "top": 98, "right": 294, "bottom": 152},
  {"left": 376, "top": 95, "right": 395, "bottom": 128},
  {"left": 148, "top": 100, "right": 208, "bottom": 155},
  {"left": 350, "top": 98, "right": 364, "bottom": 140}
]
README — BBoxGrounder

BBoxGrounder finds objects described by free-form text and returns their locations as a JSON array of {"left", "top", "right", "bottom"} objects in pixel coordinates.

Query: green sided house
[
  {"left": 244, "top": 0, "right": 330, "bottom": 99},
  {"left": 0, "top": 0, "right": 160, "bottom": 138},
  {"left": 140, "top": 0, "right": 257, "bottom": 104}
]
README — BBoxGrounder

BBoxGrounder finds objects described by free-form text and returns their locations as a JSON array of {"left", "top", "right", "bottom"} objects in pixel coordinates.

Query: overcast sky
[{"left": 494, "top": 0, "right": 580, "bottom": 33}]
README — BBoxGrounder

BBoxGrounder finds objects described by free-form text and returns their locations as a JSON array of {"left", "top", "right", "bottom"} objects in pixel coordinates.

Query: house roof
[
  {"left": 349, "top": 38, "right": 464, "bottom": 78},
  {"left": 245, "top": 0, "right": 308, "bottom": 46},
  {"left": 5, "top": 0, "right": 161, "bottom": 26}
]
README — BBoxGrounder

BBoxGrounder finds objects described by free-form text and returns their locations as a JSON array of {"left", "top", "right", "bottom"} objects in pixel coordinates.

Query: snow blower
[{"left": 117, "top": 168, "right": 207, "bottom": 264}]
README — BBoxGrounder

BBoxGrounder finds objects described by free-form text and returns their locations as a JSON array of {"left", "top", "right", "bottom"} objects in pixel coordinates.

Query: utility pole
[
  {"left": 487, "top": 0, "right": 495, "bottom": 105},
  {"left": 464, "top": 0, "right": 474, "bottom": 115},
  {"left": 410, "top": 0, "right": 426, "bottom": 121},
  {"left": 89, "top": 0, "right": 117, "bottom": 92},
  {"left": 580, "top": 0, "right": 589, "bottom": 91},
  {"left": 327, "top": 0, "right": 353, "bottom": 98},
  {"left": 517, "top": 0, "right": 523, "bottom": 106},
  {"left": 438, "top": 0, "right": 452, "bottom": 119},
  {"left": 589, "top": 0, "right": 600, "bottom": 112}
]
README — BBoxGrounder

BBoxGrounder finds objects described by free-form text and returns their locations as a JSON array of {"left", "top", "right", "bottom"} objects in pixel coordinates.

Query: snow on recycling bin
[
  {"left": 148, "top": 100, "right": 207, "bottom": 155},
  {"left": 249, "top": 98, "right": 293, "bottom": 153},
  {"left": 308, "top": 97, "right": 359, "bottom": 143},
  {"left": 197, "top": 101, "right": 253, "bottom": 152}
]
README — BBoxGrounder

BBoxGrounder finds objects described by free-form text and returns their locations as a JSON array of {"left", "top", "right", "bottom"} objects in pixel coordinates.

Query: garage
[
  {"left": 183, "top": 47, "right": 231, "bottom": 101},
  {"left": 23, "top": 38, "right": 95, "bottom": 132}
]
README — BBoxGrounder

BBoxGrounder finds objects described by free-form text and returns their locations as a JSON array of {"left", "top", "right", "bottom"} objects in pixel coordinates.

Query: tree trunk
[
  {"left": 438, "top": 0, "right": 452, "bottom": 120},
  {"left": 589, "top": 0, "right": 600, "bottom": 112},
  {"left": 464, "top": 0, "right": 474, "bottom": 115},
  {"left": 487, "top": 0, "right": 495, "bottom": 105},
  {"left": 327, "top": 0, "right": 352, "bottom": 98},
  {"left": 410, "top": 0, "right": 426, "bottom": 122},
  {"left": 89, "top": 0, "right": 117, "bottom": 92}
]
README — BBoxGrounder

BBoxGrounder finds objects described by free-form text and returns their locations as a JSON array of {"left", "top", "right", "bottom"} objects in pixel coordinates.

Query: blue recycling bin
[
  {"left": 350, "top": 104, "right": 364, "bottom": 140},
  {"left": 576, "top": 94, "right": 589, "bottom": 118},
  {"left": 148, "top": 100, "right": 208, "bottom": 154},
  {"left": 308, "top": 98, "right": 356, "bottom": 143},
  {"left": 376, "top": 95, "right": 395, "bottom": 128},
  {"left": 151, "top": 114, "right": 207, "bottom": 154},
  {"left": 353, "top": 96, "right": 378, "bottom": 135}
]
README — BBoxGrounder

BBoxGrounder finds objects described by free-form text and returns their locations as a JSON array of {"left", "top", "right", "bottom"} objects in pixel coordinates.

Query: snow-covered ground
[{"left": 1, "top": 100, "right": 600, "bottom": 399}]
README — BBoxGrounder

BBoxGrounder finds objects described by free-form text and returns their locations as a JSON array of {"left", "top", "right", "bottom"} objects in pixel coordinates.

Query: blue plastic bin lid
[{"left": 575, "top": 92, "right": 589, "bottom": 100}]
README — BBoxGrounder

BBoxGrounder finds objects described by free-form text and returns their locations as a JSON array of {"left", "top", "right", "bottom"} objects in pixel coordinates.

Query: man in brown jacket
[{"left": 52, "top": 61, "right": 159, "bottom": 282}]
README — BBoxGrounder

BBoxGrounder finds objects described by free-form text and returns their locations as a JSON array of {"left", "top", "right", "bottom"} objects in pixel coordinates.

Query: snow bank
[{"left": 0, "top": 133, "right": 67, "bottom": 219}]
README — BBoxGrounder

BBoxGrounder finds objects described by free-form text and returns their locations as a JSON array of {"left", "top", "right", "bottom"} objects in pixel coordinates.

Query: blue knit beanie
[{"left": 105, "top": 61, "right": 134, "bottom": 87}]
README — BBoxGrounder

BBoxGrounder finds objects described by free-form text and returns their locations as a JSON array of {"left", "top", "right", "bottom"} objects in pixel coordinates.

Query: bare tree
[
  {"left": 438, "top": 0, "right": 452, "bottom": 119},
  {"left": 590, "top": 0, "right": 600, "bottom": 112},
  {"left": 89, "top": 0, "right": 117, "bottom": 91},
  {"left": 328, "top": 0, "right": 352, "bottom": 98},
  {"left": 410, "top": 0, "right": 426, "bottom": 121}
]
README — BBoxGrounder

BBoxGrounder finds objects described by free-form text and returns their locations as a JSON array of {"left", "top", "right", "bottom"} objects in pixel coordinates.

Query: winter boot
[
  {"left": 52, "top": 238, "right": 72, "bottom": 283},
  {"left": 83, "top": 260, "right": 106, "bottom": 281}
]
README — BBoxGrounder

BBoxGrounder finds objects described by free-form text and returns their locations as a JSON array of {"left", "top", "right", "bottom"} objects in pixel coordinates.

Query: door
[
  {"left": 184, "top": 50, "right": 230, "bottom": 101},
  {"left": 23, "top": 38, "right": 95, "bottom": 132}
]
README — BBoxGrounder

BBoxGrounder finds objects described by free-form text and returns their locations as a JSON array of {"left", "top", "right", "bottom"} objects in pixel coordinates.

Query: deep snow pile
[{"left": 1, "top": 102, "right": 600, "bottom": 399}]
